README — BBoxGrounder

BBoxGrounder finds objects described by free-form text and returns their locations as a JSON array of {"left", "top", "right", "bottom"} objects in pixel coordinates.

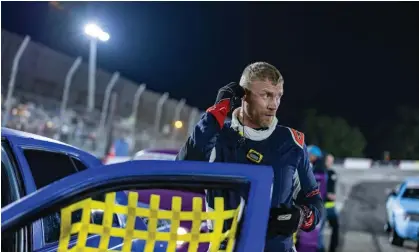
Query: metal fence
[{"left": 1, "top": 30, "right": 202, "bottom": 157}]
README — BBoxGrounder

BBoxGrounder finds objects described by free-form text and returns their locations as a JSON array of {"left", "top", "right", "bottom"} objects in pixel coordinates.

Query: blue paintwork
[
  {"left": 2, "top": 160, "right": 274, "bottom": 252},
  {"left": 386, "top": 177, "right": 419, "bottom": 241}
]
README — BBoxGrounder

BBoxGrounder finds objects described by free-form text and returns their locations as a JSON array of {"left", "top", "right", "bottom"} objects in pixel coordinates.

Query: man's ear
[{"left": 243, "top": 88, "right": 250, "bottom": 101}]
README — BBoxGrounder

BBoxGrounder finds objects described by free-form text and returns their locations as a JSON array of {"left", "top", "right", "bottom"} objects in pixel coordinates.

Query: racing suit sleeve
[
  {"left": 176, "top": 99, "right": 230, "bottom": 161},
  {"left": 294, "top": 144, "right": 324, "bottom": 232}
]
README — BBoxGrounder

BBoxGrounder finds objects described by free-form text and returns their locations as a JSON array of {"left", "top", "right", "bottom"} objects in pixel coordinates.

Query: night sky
[{"left": 2, "top": 1, "right": 419, "bottom": 158}]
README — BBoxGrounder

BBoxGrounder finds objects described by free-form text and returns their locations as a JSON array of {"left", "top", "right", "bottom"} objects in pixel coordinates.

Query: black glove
[
  {"left": 266, "top": 204, "right": 304, "bottom": 238},
  {"left": 214, "top": 82, "right": 245, "bottom": 115}
]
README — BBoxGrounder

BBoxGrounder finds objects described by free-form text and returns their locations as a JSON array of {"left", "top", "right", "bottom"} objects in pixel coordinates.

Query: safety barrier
[
  {"left": 342, "top": 158, "right": 373, "bottom": 169},
  {"left": 398, "top": 160, "right": 419, "bottom": 170}
]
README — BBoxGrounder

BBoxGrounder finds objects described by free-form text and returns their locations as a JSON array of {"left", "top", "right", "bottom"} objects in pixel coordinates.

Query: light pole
[{"left": 84, "top": 23, "right": 110, "bottom": 113}]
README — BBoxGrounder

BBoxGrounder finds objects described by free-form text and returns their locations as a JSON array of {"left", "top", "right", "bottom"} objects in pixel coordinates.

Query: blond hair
[{"left": 239, "top": 62, "right": 284, "bottom": 89}]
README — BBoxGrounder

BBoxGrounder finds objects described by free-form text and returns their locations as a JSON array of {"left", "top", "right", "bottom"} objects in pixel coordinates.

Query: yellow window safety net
[{"left": 58, "top": 191, "right": 241, "bottom": 252}]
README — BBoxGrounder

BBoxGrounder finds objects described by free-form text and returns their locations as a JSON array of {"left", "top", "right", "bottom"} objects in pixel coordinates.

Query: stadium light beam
[{"left": 83, "top": 23, "right": 110, "bottom": 113}]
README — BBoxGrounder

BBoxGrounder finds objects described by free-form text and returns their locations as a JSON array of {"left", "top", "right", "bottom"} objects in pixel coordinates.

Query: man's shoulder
[{"left": 275, "top": 125, "right": 306, "bottom": 150}]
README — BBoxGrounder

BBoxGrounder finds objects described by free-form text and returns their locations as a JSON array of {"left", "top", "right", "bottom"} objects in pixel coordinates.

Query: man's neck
[{"left": 238, "top": 109, "right": 265, "bottom": 129}]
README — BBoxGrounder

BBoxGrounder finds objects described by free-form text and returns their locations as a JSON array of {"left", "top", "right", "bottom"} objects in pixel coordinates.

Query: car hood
[{"left": 399, "top": 198, "right": 419, "bottom": 213}]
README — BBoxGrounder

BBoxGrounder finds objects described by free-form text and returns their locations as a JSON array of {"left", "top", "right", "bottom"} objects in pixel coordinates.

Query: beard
[{"left": 257, "top": 115, "right": 274, "bottom": 128}]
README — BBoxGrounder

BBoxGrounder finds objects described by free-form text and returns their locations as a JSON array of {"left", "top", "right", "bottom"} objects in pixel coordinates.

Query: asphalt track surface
[{"left": 321, "top": 167, "right": 418, "bottom": 252}]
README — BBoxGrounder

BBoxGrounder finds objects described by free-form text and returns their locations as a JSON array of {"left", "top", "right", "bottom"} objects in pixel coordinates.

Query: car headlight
[
  {"left": 393, "top": 204, "right": 411, "bottom": 220},
  {"left": 176, "top": 227, "right": 189, "bottom": 247},
  {"left": 393, "top": 204, "right": 405, "bottom": 215}
]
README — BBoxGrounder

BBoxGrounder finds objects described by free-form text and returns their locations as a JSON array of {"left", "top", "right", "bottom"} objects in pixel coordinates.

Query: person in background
[
  {"left": 306, "top": 145, "right": 328, "bottom": 252},
  {"left": 307, "top": 145, "right": 324, "bottom": 170},
  {"left": 307, "top": 145, "right": 328, "bottom": 200},
  {"left": 322, "top": 153, "right": 339, "bottom": 252}
]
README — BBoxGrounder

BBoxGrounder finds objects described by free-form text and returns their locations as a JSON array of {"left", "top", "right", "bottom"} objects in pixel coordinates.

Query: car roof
[
  {"left": 1, "top": 127, "right": 101, "bottom": 165},
  {"left": 2, "top": 127, "right": 72, "bottom": 146}
]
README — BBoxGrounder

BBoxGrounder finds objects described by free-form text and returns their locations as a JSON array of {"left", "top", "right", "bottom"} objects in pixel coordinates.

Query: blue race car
[
  {"left": 385, "top": 177, "right": 419, "bottom": 247},
  {"left": 2, "top": 129, "right": 274, "bottom": 252}
]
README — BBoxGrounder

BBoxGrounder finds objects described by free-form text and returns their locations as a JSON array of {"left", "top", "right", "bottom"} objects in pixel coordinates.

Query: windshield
[{"left": 402, "top": 187, "right": 419, "bottom": 199}]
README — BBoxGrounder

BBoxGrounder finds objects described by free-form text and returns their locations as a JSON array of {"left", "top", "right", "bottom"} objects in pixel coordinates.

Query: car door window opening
[{"left": 2, "top": 176, "right": 251, "bottom": 234}]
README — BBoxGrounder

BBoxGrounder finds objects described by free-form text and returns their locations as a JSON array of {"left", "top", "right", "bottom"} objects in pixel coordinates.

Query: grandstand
[{"left": 1, "top": 29, "right": 202, "bottom": 157}]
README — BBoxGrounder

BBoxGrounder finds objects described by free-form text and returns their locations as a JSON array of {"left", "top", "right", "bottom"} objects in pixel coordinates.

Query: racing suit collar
[{"left": 230, "top": 107, "right": 278, "bottom": 141}]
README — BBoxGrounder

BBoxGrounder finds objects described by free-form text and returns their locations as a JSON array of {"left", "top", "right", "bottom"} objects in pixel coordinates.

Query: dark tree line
[{"left": 301, "top": 107, "right": 419, "bottom": 160}]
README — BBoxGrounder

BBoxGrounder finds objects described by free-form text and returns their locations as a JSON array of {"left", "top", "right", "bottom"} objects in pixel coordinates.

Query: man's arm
[
  {"left": 176, "top": 82, "right": 244, "bottom": 161},
  {"left": 327, "top": 170, "right": 337, "bottom": 201},
  {"left": 176, "top": 99, "right": 229, "bottom": 161},
  {"left": 294, "top": 143, "right": 324, "bottom": 232}
]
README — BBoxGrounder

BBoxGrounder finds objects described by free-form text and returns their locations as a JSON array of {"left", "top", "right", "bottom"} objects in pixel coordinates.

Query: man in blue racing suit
[{"left": 176, "top": 62, "right": 324, "bottom": 252}]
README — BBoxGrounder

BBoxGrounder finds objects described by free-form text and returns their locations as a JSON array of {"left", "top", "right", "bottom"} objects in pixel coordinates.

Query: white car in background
[{"left": 133, "top": 148, "right": 178, "bottom": 161}]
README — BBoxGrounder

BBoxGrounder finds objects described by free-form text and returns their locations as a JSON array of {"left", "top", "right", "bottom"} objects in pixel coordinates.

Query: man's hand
[
  {"left": 215, "top": 82, "right": 244, "bottom": 112},
  {"left": 267, "top": 204, "right": 314, "bottom": 237},
  {"left": 267, "top": 204, "right": 302, "bottom": 237}
]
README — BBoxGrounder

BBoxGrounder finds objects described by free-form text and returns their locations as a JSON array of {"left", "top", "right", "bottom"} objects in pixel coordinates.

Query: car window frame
[
  {"left": 394, "top": 182, "right": 404, "bottom": 196},
  {"left": 1, "top": 139, "right": 30, "bottom": 252},
  {"left": 69, "top": 156, "right": 88, "bottom": 172},
  {"left": 16, "top": 147, "right": 90, "bottom": 247},
  {"left": 2, "top": 160, "right": 273, "bottom": 252},
  {"left": 1, "top": 139, "right": 25, "bottom": 203}
]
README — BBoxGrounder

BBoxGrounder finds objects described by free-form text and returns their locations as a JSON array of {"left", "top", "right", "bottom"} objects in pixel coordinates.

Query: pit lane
[{"left": 322, "top": 167, "right": 418, "bottom": 252}]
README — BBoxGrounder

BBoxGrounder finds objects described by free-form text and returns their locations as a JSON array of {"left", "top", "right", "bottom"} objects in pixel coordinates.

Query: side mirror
[{"left": 385, "top": 188, "right": 397, "bottom": 197}]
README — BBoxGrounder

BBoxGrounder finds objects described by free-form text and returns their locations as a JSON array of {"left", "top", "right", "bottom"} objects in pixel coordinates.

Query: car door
[
  {"left": 2, "top": 137, "right": 95, "bottom": 250},
  {"left": 2, "top": 160, "right": 273, "bottom": 252},
  {"left": 1, "top": 140, "right": 27, "bottom": 252}
]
